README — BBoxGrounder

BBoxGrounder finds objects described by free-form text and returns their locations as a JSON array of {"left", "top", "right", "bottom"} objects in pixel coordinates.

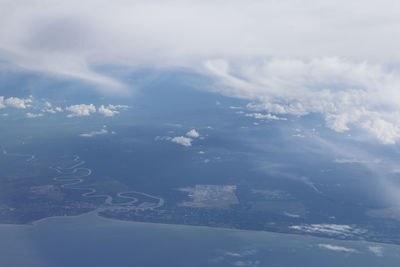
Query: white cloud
[
  {"left": 229, "top": 106, "right": 242, "bottom": 110},
  {"left": 283, "top": 211, "right": 300, "bottom": 218},
  {"left": 0, "top": 96, "right": 5, "bottom": 108},
  {"left": 44, "top": 109, "right": 56, "bottom": 114},
  {"left": 41, "top": 101, "right": 63, "bottom": 114},
  {"left": 26, "top": 112, "right": 43, "bottom": 118},
  {"left": 4, "top": 97, "right": 32, "bottom": 109},
  {"left": 368, "top": 246, "right": 383, "bottom": 257},
  {"left": 98, "top": 104, "right": 129, "bottom": 116},
  {"left": 79, "top": 129, "right": 108, "bottom": 137},
  {"left": 225, "top": 250, "right": 257, "bottom": 258},
  {"left": 206, "top": 58, "right": 400, "bottom": 144},
  {"left": 66, "top": 104, "right": 96, "bottom": 117},
  {"left": 318, "top": 244, "right": 358, "bottom": 253},
  {"left": 107, "top": 104, "right": 129, "bottom": 110},
  {"left": 335, "top": 158, "right": 381, "bottom": 164},
  {"left": 2, "top": 1, "right": 400, "bottom": 144},
  {"left": 171, "top": 136, "right": 193, "bottom": 147},
  {"left": 2, "top": 1, "right": 400, "bottom": 93},
  {"left": 155, "top": 136, "right": 172, "bottom": 141},
  {"left": 98, "top": 105, "right": 119, "bottom": 117},
  {"left": 245, "top": 113, "right": 286, "bottom": 120},
  {"left": 290, "top": 224, "right": 366, "bottom": 237},
  {"left": 186, "top": 129, "right": 200, "bottom": 138},
  {"left": 43, "top": 107, "right": 63, "bottom": 114}
]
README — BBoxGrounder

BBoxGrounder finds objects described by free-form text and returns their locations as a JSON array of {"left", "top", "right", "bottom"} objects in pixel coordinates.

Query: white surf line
[{"left": 51, "top": 157, "right": 165, "bottom": 211}]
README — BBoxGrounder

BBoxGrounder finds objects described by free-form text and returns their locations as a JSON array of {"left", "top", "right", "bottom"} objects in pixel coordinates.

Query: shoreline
[{"left": 0, "top": 209, "right": 397, "bottom": 248}]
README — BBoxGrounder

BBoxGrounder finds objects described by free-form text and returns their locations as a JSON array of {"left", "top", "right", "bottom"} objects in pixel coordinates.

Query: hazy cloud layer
[{"left": 2, "top": 1, "right": 400, "bottom": 142}]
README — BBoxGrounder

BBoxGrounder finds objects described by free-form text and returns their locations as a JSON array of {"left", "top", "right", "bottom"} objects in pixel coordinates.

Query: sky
[{"left": 1, "top": 0, "right": 400, "bottom": 144}]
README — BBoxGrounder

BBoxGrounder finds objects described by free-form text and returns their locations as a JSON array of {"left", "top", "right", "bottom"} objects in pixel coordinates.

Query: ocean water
[{"left": 1, "top": 213, "right": 400, "bottom": 267}]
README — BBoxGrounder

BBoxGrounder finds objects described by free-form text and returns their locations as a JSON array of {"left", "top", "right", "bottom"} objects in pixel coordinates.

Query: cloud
[
  {"left": 186, "top": 129, "right": 200, "bottom": 138},
  {"left": 335, "top": 158, "right": 381, "bottom": 164},
  {"left": 368, "top": 246, "right": 383, "bottom": 257},
  {"left": 318, "top": 244, "right": 358, "bottom": 253},
  {"left": 66, "top": 104, "right": 96, "bottom": 117},
  {"left": 283, "top": 211, "right": 300, "bottom": 218},
  {"left": 42, "top": 107, "right": 63, "bottom": 114},
  {"left": 98, "top": 105, "right": 119, "bottom": 117},
  {"left": 107, "top": 104, "right": 129, "bottom": 110},
  {"left": 245, "top": 113, "right": 286, "bottom": 120},
  {"left": 26, "top": 112, "right": 43, "bottom": 118},
  {"left": 1, "top": 96, "right": 32, "bottom": 109},
  {"left": 41, "top": 101, "right": 63, "bottom": 114},
  {"left": 79, "top": 128, "right": 108, "bottom": 137},
  {"left": 98, "top": 104, "right": 128, "bottom": 117},
  {"left": 206, "top": 58, "right": 400, "bottom": 144},
  {"left": 2, "top": 1, "right": 400, "bottom": 144},
  {"left": 171, "top": 136, "right": 193, "bottom": 147},
  {"left": 155, "top": 136, "right": 172, "bottom": 141},
  {"left": 2, "top": 1, "right": 400, "bottom": 92},
  {"left": 225, "top": 250, "right": 257, "bottom": 258},
  {"left": 290, "top": 224, "right": 366, "bottom": 237}
]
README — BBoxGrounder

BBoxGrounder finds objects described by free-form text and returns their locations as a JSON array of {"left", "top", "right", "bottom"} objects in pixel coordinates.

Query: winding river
[{"left": 51, "top": 155, "right": 164, "bottom": 212}]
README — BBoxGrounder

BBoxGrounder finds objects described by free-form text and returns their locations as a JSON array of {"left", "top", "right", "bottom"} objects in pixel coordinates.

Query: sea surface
[{"left": 1, "top": 212, "right": 400, "bottom": 267}]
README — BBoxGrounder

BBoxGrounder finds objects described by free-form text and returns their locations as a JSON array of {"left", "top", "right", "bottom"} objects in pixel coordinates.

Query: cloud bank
[
  {"left": 2, "top": 1, "right": 400, "bottom": 142},
  {"left": 207, "top": 58, "right": 400, "bottom": 144}
]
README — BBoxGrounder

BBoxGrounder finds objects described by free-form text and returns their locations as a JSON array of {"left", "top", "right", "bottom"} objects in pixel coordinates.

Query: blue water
[{"left": 1, "top": 212, "right": 400, "bottom": 267}]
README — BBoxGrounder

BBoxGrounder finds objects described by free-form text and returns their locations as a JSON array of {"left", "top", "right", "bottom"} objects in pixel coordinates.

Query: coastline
[{"left": 0, "top": 208, "right": 396, "bottom": 248}]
